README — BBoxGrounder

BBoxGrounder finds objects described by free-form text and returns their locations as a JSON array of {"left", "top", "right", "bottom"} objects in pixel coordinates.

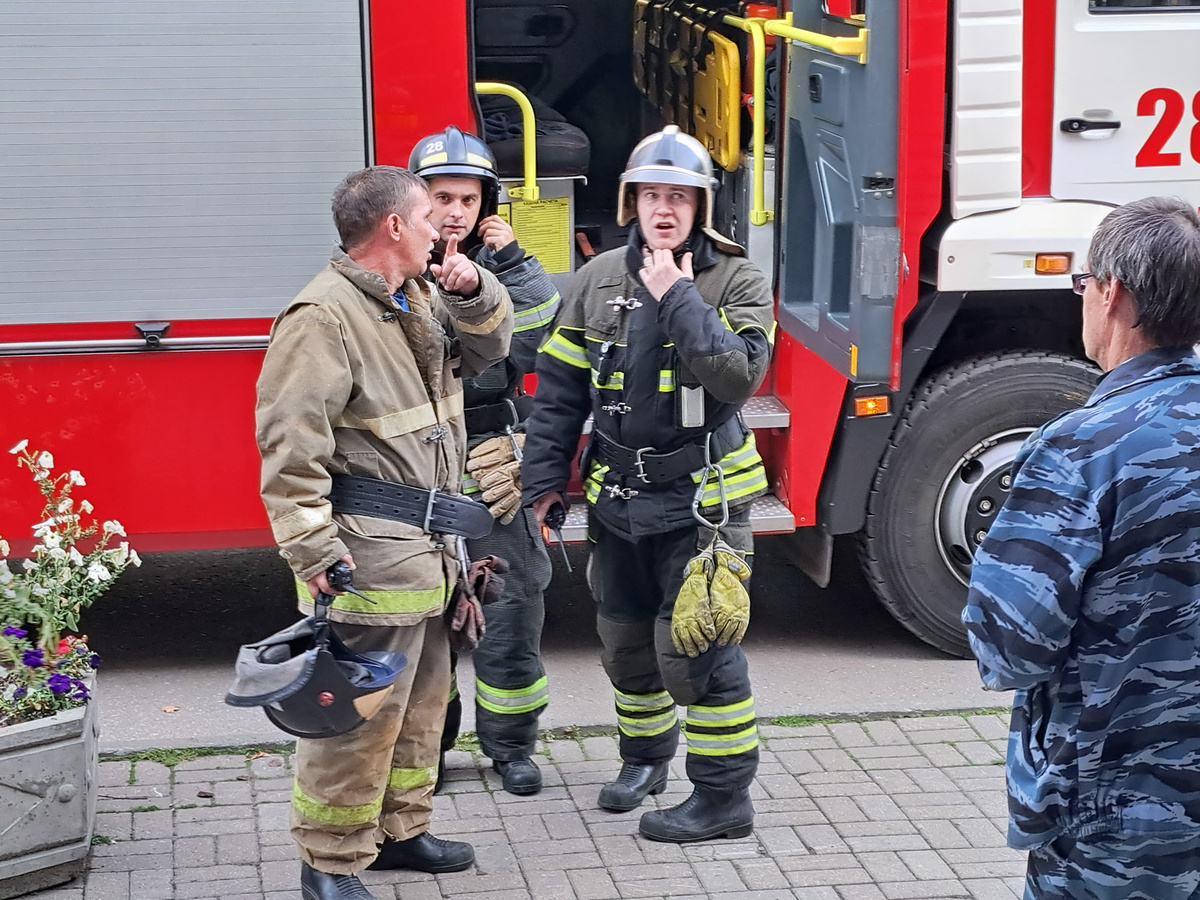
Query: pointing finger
[{"left": 445, "top": 233, "right": 459, "bottom": 258}]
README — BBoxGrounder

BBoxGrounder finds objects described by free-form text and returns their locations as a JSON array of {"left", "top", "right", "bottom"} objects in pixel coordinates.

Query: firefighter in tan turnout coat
[{"left": 255, "top": 166, "right": 512, "bottom": 900}]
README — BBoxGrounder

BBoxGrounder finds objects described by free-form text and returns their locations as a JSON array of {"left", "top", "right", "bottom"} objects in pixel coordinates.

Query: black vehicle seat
[{"left": 479, "top": 92, "right": 590, "bottom": 179}]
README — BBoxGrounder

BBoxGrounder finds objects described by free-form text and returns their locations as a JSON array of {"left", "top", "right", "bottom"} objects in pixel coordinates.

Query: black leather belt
[
  {"left": 463, "top": 395, "right": 533, "bottom": 437},
  {"left": 329, "top": 474, "right": 494, "bottom": 539},
  {"left": 592, "top": 431, "right": 710, "bottom": 484}
]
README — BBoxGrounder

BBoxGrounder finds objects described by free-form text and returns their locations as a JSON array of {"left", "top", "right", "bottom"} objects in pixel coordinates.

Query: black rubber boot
[
  {"left": 300, "top": 863, "right": 377, "bottom": 900},
  {"left": 494, "top": 758, "right": 543, "bottom": 795},
  {"left": 597, "top": 760, "right": 670, "bottom": 812},
  {"left": 638, "top": 786, "right": 754, "bottom": 843},
  {"left": 434, "top": 752, "right": 446, "bottom": 795},
  {"left": 365, "top": 832, "right": 475, "bottom": 873}
]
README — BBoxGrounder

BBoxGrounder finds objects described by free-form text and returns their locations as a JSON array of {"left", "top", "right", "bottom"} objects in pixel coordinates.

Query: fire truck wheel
[{"left": 858, "top": 351, "right": 1099, "bottom": 657}]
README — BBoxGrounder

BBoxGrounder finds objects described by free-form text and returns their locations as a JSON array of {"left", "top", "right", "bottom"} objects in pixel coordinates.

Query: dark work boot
[
  {"left": 365, "top": 832, "right": 475, "bottom": 873},
  {"left": 597, "top": 760, "right": 670, "bottom": 812},
  {"left": 434, "top": 752, "right": 446, "bottom": 795},
  {"left": 300, "top": 863, "right": 376, "bottom": 900},
  {"left": 494, "top": 758, "right": 543, "bottom": 795},
  {"left": 638, "top": 786, "right": 754, "bottom": 842}
]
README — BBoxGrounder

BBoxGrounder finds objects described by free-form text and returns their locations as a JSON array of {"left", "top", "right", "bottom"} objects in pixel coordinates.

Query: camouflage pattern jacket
[{"left": 963, "top": 346, "right": 1200, "bottom": 850}]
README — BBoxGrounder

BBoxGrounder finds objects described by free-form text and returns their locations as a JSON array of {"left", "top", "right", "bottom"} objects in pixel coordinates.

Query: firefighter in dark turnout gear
[
  {"left": 522, "top": 126, "right": 775, "bottom": 842},
  {"left": 410, "top": 126, "right": 557, "bottom": 796}
]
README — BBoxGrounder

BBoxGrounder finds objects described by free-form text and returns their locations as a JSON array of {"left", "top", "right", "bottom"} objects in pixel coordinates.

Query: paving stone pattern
[{"left": 26, "top": 714, "right": 1026, "bottom": 900}]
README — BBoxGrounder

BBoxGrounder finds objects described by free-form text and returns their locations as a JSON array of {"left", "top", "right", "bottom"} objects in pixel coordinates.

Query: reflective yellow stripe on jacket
[
  {"left": 540, "top": 326, "right": 588, "bottom": 369},
  {"left": 295, "top": 580, "right": 447, "bottom": 616},
  {"left": 690, "top": 432, "right": 768, "bottom": 507}
]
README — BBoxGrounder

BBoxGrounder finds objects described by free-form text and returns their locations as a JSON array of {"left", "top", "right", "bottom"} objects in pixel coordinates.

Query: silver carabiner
[{"left": 691, "top": 432, "right": 729, "bottom": 531}]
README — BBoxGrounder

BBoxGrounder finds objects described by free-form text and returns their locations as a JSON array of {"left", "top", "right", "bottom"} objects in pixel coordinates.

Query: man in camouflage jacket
[
  {"left": 963, "top": 196, "right": 1200, "bottom": 900},
  {"left": 256, "top": 166, "right": 512, "bottom": 900}
]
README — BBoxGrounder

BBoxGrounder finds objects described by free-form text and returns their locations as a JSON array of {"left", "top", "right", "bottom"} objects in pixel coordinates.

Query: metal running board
[
  {"left": 581, "top": 394, "right": 789, "bottom": 434},
  {"left": 555, "top": 493, "right": 795, "bottom": 543}
]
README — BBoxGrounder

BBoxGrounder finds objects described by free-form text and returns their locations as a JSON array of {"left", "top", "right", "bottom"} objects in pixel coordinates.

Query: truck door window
[{"left": 1090, "top": 0, "right": 1200, "bottom": 10}]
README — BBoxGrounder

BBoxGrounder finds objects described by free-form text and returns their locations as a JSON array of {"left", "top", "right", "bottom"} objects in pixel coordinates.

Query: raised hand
[
  {"left": 477, "top": 215, "right": 516, "bottom": 251},
  {"left": 637, "top": 247, "right": 694, "bottom": 301},
  {"left": 430, "top": 233, "right": 480, "bottom": 296}
]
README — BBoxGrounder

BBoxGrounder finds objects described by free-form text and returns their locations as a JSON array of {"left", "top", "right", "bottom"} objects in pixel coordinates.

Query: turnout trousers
[
  {"left": 291, "top": 614, "right": 450, "bottom": 875},
  {"left": 442, "top": 508, "right": 552, "bottom": 761},
  {"left": 587, "top": 507, "right": 759, "bottom": 792}
]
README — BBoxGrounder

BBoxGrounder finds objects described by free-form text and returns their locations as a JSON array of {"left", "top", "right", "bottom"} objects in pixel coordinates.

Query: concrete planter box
[{"left": 0, "top": 692, "right": 98, "bottom": 899}]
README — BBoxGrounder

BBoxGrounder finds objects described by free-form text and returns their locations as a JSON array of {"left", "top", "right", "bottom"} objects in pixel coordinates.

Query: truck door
[
  {"left": 1052, "top": 0, "right": 1200, "bottom": 206},
  {"left": 776, "top": 2, "right": 900, "bottom": 384}
]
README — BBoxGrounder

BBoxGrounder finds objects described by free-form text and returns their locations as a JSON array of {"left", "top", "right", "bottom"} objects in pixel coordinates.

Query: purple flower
[
  {"left": 13, "top": 686, "right": 27, "bottom": 699},
  {"left": 88, "top": 653, "right": 102, "bottom": 669},
  {"left": 21, "top": 648, "right": 44, "bottom": 668},
  {"left": 2, "top": 626, "right": 27, "bottom": 638},
  {"left": 72, "top": 680, "right": 91, "bottom": 701},
  {"left": 47, "top": 673, "right": 72, "bottom": 695}
]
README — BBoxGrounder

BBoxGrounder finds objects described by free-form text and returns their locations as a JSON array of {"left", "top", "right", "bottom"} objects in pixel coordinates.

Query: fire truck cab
[{"left": 3, "top": 0, "right": 1199, "bottom": 655}]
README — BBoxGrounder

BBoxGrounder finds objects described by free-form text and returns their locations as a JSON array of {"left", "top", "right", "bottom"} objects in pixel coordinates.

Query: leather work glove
[
  {"left": 467, "top": 433, "right": 525, "bottom": 478},
  {"left": 710, "top": 539, "right": 751, "bottom": 648},
  {"left": 446, "top": 555, "right": 510, "bottom": 652},
  {"left": 477, "top": 459, "right": 522, "bottom": 525},
  {"left": 671, "top": 544, "right": 716, "bottom": 658}
]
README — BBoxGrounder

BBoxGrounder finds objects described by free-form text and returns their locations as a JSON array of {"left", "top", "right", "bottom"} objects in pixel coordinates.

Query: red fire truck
[{"left": 3, "top": 0, "right": 1198, "bottom": 655}]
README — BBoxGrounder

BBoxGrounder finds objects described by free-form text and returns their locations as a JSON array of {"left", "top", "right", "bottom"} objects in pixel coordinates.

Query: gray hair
[
  {"left": 1087, "top": 196, "right": 1200, "bottom": 347},
  {"left": 331, "top": 166, "right": 427, "bottom": 250}
]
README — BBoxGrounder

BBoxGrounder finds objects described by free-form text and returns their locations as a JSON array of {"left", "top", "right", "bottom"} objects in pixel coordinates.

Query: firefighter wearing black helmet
[
  {"left": 409, "top": 126, "right": 558, "bottom": 797},
  {"left": 522, "top": 126, "right": 775, "bottom": 842}
]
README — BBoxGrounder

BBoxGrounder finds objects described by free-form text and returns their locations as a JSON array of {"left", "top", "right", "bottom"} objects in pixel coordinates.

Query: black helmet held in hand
[
  {"left": 225, "top": 583, "right": 406, "bottom": 739},
  {"left": 409, "top": 125, "right": 502, "bottom": 219}
]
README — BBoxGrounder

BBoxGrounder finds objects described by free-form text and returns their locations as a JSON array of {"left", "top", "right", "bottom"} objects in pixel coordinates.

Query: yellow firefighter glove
[
  {"left": 671, "top": 546, "right": 716, "bottom": 658},
  {"left": 710, "top": 539, "right": 751, "bottom": 647},
  {"left": 467, "top": 433, "right": 525, "bottom": 478},
  {"left": 478, "top": 459, "right": 522, "bottom": 525}
]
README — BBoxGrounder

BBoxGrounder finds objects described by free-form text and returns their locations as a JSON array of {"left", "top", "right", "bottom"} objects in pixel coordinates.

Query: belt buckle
[
  {"left": 633, "top": 447, "right": 652, "bottom": 484},
  {"left": 604, "top": 483, "right": 639, "bottom": 501}
]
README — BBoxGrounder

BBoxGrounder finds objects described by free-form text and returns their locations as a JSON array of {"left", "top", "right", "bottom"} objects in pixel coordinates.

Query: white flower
[
  {"left": 47, "top": 547, "right": 67, "bottom": 561},
  {"left": 0, "top": 539, "right": 8, "bottom": 557},
  {"left": 57, "top": 497, "right": 73, "bottom": 513},
  {"left": 31, "top": 585, "right": 49, "bottom": 597},
  {"left": 0, "top": 566, "right": 12, "bottom": 587},
  {"left": 7, "top": 439, "right": 28, "bottom": 455},
  {"left": 42, "top": 532, "right": 62, "bottom": 550},
  {"left": 36, "top": 451, "right": 53, "bottom": 470},
  {"left": 102, "top": 520, "right": 126, "bottom": 537},
  {"left": 69, "top": 547, "right": 85, "bottom": 566},
  {"left": 79, "top": 500, "right": 93, "bottom": 514},
  {"left": 107, "top": 543, "right": 129, "bottom": 566},
  {"left": 68, "top": 470, "right": 85, "bottom": 486},
  {"left": 32, "top": 518, "right": 56, "bottom": 538},
  {"left": 129, "top": 549, "right": 142, "bottom": 568},
  {"left": 22, "top": 559, "right": 37, "bottom": 572},
  {"left": 86, "top": 561, "right": 111, "bottom": 583}
]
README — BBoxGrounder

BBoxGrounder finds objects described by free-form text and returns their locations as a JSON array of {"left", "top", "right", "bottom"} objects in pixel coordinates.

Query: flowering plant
[{"left": 0, "top": 440, "right": 141, "bottom": 727}]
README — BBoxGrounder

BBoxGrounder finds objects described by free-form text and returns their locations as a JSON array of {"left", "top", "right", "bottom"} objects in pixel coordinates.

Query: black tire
[{"left": 858, "top": 351, "right": 1099, "bottom": 657}]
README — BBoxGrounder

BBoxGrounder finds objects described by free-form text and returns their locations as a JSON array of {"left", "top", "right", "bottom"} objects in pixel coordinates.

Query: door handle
[{"left": 1060, "top": 117, "right": 1121, "bottom": 134}]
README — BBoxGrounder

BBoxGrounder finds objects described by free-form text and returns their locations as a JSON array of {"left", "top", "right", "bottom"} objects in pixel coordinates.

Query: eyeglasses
[{"left": 1071, "top": 272, "right": 1095, "bottom": 295}]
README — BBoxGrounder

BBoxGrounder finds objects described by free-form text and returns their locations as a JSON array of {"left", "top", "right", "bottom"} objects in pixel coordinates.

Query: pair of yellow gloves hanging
[
  {"left": 466, "top": 433, "right": 525, "bottom": 525},
  {"left": 671, "top": 533, "right": 751, "bottom": 658}
]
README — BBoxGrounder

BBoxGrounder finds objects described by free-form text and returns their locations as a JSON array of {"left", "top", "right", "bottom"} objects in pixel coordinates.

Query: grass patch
[
  {"left": 91, "top": 835, "right": 114, "bottom": 845},
  {"left": 129, "top": 805, "right": 160, "bottom": 813},
  {"left": 766, "top": 707, "right": 1012, "bottom": 729},
  {"left": 103, "top": 744, "right": 292, "bottom": 768}
]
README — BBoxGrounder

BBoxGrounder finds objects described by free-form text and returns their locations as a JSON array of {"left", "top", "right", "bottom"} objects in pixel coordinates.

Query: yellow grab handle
[
  {"left": 473, "top": 82, "right": 540, "bottom": 201},
  {"left": 722, "top": 15, "right": 773, "bottom": 226}
]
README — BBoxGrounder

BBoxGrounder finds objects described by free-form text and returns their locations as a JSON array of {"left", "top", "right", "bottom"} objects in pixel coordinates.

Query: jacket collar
[
  {"left": 329, "top": 248, "right": 395, "bottom": 306},
  {"left": 1087, "top": 345, "right": 1200, "bottom": 407},
  {"left": 624, "top": 225, "right": 720, "bottom": 277}
]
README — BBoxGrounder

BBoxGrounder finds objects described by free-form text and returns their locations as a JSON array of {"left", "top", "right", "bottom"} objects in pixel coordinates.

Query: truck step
[
  {"left": 580, "top": 394, "right": 789, "bottom": 434},
  {"left": 554, "top": 492, "right": 795, "bottom": 543}
]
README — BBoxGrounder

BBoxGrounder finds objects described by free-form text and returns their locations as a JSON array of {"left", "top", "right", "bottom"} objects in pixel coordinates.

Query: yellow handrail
[
  {"left": 722, "top": 14, "right": 772, "bottom": 225},
  {"left": 473, "top": 82, "right": 540, "bottom": 202},
  {"left": 764, "top": 12, "right": 868, "bottom": 66}
]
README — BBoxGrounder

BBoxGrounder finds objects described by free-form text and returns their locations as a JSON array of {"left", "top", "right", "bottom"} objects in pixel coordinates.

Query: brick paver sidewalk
[{"left": 27, "top": 713, "right": 1026, "bottom": 900}]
